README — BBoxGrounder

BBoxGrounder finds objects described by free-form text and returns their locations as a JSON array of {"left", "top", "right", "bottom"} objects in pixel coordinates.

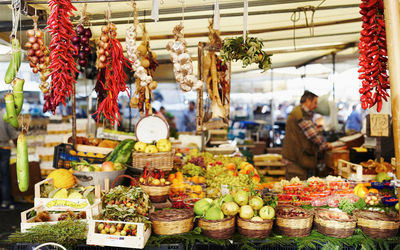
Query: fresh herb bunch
[
  {"left": 8, "top": 219, "right": 87, "bottom": 247},
  {"left": 221, "top": 36, "right": 272, "bottom": 71}
]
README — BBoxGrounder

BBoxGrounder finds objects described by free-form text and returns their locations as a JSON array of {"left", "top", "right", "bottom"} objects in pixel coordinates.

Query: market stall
[{"left": 0, "top": 0, "right": 399, "bottom": 249}]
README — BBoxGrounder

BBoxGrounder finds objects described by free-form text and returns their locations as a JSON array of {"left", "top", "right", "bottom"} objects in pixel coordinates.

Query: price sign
[{"left": 368, "top": 114, "right": 390, "bottom": 137}]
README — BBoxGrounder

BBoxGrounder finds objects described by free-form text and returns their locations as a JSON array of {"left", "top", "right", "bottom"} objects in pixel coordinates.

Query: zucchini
[
  {"left": 4, "top": 93, "right": 19, "bottom": 128},
  {"left": 12, "top": 78, "right": 24, "bottom": 115},
  {"left": 106, "top": 139, "right": 130, "bottom": 162},
  {"left": 114, "top": 140, "right": 135, "bottom": 164},
  {"left": 5, "top": 38, "right": 21, "bottom": 84},
  {"left": 17, "top": 132, "right": 29, "bottom": 192}
]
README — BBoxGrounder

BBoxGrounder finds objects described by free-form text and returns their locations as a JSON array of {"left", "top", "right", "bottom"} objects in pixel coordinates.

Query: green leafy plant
[{"left": 221, "top": 36, "right": 272, "bottom": 71}]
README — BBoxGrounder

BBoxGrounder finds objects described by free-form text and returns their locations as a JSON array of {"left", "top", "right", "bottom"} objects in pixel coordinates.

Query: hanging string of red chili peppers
[
  {"left": 358, "top": 0, "right": 389, "bottom": 112},
  {"left": 93, "top": 13, "right": 131, "bottom": 125},
  {"left": 45, "top": 0, "right": 78, "bottom": 114}
]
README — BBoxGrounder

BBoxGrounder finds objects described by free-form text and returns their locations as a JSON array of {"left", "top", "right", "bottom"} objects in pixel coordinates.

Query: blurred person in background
[
  {"left": 0, "top": 101, "right": 18, "bottom": 210},
  {"left": 182, "top": 101, "right": 196, "bottom": 132},
  {"left": 346, "top": 105, "right": 362, "bottom": 134},
  {"left": 282, "top": 91, "right": 331, "bottom": 180}
]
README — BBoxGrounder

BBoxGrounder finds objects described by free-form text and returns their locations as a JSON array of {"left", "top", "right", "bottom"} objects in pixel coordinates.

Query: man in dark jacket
[{"left": 282, "top": 91, "right": 331, "bottom": 180}]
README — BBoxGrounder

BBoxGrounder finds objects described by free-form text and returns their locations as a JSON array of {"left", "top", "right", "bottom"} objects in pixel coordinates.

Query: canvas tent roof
[{"left": 0, "top": 0, "right": 362, "bottom": 78}]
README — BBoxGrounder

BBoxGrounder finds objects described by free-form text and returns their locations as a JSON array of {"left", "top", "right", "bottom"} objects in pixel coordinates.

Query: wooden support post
[
  {"left": 72, "top": 79, "right": 77, "bottom": 148},
  {"left": 383, "top": 0, "right": 400, "bottom": 217}
]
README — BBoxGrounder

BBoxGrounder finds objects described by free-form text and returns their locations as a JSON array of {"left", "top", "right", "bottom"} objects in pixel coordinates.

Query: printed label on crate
[
  {"left": 45, "top": 199, "right": 89, "bottom": 209},
  {"left": 106, "top": 236, "right": 126, "bottom": 242}
]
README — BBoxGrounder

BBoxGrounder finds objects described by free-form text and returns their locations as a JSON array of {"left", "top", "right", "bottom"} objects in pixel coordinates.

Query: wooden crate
[
  {"left": 20, "top": 201, "right": 100, "bottom": 232},
  {"left": 337, "top": 159, "right": 376, "bottom": 181},
  {"left": 325, "top": 150, "right": 349, "bottom": 175},
  {"left": 34, "top": 178, "right": 101, "bottom": 211},
  {"left": 86, "top": 219, "right": 151, "bottom": 249},
  {"left": 254, "top": 161, "right": 285, "bottom": 176}
]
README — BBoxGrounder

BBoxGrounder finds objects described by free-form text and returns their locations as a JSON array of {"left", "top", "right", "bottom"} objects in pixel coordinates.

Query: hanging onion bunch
[
  {"left": 72, "top": 24, "right": 92, "bottom": 67},
  {"left": 96, "top": 24, "right": 113, "bottom": 69},
  {"left": 166, "top": 22, "right": 203, "bottom": 92},
  {"left": 126, "top": 25, "right": 156, "bottom": 89},
  {"left": 25, "top": 23, "right": 51, "bottom": 94},
  {"left": 126, "top": 3, "right": 158, "bottom": 116}
]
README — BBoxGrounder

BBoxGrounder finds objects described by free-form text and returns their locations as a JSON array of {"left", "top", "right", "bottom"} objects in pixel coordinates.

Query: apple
[
  {"left": 97, "top": 223, "right": 105, "bottom": 231},
  {"left": 251, "top": 216, "right": 263, "bottom": 222},
  {"left": 134, "top": 141, "right": 147, "bottom": 152},
  {"left": 105, "top": 225, "right": 110, "bottom": 233},
  {"left": 100, "top": 229, "right": 107, "bottom": 234},
  {"left": 110, "top": 225, "right": 116, "bottom": 234},
  {"left": 259, "top": 206, "right": 275, "bottom": 220},
  {"left": 117, "top": 223, "right": 123, "bottom": 231},
  {"left": 156, "top": 139, "right": 172, "bottom": 152},
  {"left": 160, "top": 178, "right": 166, "bottom": 184},
  {"left": 152, "top": 179, "right": 161, "bottom": 185},
  {"left": 395, "top": 203, "right": 399, "bottom": 211},
  {"left": 121, "top": 230, "right": 127, "bottom": 236},
  {"left": 139, "top": 177, "right": 144, "bottom": 183},
  {"left": 145, "top": 145, "right": 158, "bottom": 153}
]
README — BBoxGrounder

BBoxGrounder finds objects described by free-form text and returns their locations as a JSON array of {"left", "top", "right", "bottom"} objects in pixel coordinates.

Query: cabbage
[
  {"left": 221, "top": 194, "right": 234, "bottom": 203},
  {"left": 234, "top": 190, "right": 249, "bottom": 206},
  {"left": 204, "top": 206, "right": 224, "bottom": 220},
  {"left": 221, "top": 201, "right": 239, "bottom": 216},
  {"left": 239, "top": 205, "right": 254, "bottom": 219},
  {"left": 249, "top": 196, "right": 263, "bottom": 210},
  {"left": 194, "top": 199, "right": 212, "bottom": 216}
]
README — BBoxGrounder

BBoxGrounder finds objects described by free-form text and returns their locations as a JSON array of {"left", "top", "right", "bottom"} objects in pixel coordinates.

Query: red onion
[
  {"left": 72, "top": 36, "right": 80, "bottom": 44},
  {"left": 83, "top": 46, "right": 91, "bottom": 54},
  {"left": 32, "top": 67, "right": 39, "bottom": 73},
  {"left": 78, "top": 51, "right": 86, "bottom": 60},
  {"left": 40, "top": 56, "right": 45, "bottom": 64},
  {"left": 27, "top": 29, "right": 35, "bottom": 37},
  {"left": 31, "top": 56, "right": 39, "bottom": 64},
  {"left": 28, "top": 49, "right": 35, "bottom": 56},
  {"left": 29, "top": 62, "right": 36, "bottom": 68},
  {"left": 28, "top": 36, "right": 37, "bottom": 44},
  {"left": 84, "top": 28, "right": 92, "bottom": 38},
  {"left": 75, "top": 24, "right": 85, "bottom": 36},
  {"left": 35, "top": 49, "right": 44, "bottom": 57},
  {"left": 32, "top": 43, "right": 40, "bottom": 51},
  {"left": 73, "top": 44, "right": 80, "bottom": 55},
  {"left": 79, "top": 59, "right": 88, "bottom": 66},
  {"left": 81, "top": 36, "right": 89, "bottom": 44}
]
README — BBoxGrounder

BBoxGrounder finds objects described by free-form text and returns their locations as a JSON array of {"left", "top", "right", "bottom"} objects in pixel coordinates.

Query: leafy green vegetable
[{"left": 221, "top": 36, "right": 272, "bottom": 71}]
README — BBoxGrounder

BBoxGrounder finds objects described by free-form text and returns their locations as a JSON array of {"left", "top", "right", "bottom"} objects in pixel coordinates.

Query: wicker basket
[
  {"left": 198, "top": 216, "right": 235, "bottom": 239},
  {"left": 132, "top": 151, "right": 174, "bottom": 171},
  {"left": 276, "top": 205, "right": 313, "bottom": 237},
  {"left": 140, "top": 184, "right": 170, "bottom": 203},
  {"left": 150, "top": 209, "right": 193, "bottom": 235},
  {"left": 314, "top": 209, "right": 356, "bottom": 238},
  {"left": 237, "top": 217, "right": 273, "bottom": 238},
  {"left": 355, "top": 210, "right": 400, "bottom": 239}
]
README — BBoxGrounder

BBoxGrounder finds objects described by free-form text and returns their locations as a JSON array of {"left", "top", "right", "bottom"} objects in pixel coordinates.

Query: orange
[
  {"left": 198, "top": 176, "right": 206, "bottom": 183},
  {"left": 186, "top": 177, "right": 192, "bottom": 182},
  {"left": 168, "top": 173, "right": 175, "bottom": 182},
  {"left": 191, "top": 176, "right": 199, "bottom": 184},
  {"left": 172, "top": 179, "right": 180, "bottom": 186},
  {"left": 175, "top": 172, "right": 184, "bottom": 181},
  {"left": 252, "top": 174, "right": 261, "bottom": 183},
  {"left": 225, "top": 163, "right": 236, "bottom": 171},
  {"left": 199, "top": 192, "right": 205, "bottom": 198}
]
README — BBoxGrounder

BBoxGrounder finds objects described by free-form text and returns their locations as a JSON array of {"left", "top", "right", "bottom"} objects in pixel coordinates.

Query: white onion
[
  {"left": 180, "top": 83, "right": 191, "bottom": 92},
  {"left": 193, "top": 80, "right": 203, "bottom": 90},
  {"left": 170, "top": 53, "right": 178, "bottom": 63},
  {"left": 178, "top": 53, "right": 190, "bottom": 64},
  {"left": 173, "top": 63, "right": 181, "bottom": 72},
  {"left": 181, "top": 63, "right": 193, "bottom": 75},
  {"left": 166, "top": 41, "right": 174, "bottom": 51},
  {"left": 175, "top": 72, "right": 184, "bottom": 83}
]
